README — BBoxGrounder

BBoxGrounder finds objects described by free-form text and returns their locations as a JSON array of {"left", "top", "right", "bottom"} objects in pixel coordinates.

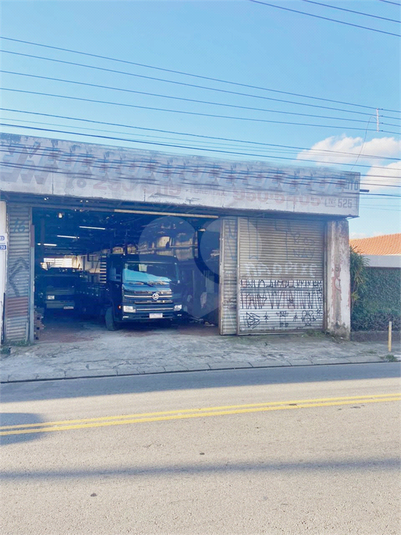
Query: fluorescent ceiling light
[
  {"left": 57, "top": 235, "right": 80, "bottom": 239},
  {"left": 37, "top": 243, "right": 58, "bottom": 247},
  {"left": 114, "top": 209, "right": 218, "bottom": 219},
  {"left": 79, "top": 226, "right": 106, "bottom": 230}
]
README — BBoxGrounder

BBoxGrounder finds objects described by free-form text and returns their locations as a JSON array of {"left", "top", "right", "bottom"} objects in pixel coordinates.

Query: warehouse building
[{"left": 0, "top": 134, "right": 359, "bottom": 342}]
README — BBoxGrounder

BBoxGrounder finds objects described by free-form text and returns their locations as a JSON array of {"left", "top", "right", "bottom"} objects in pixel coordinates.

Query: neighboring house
[{"left": 350, "top": 233, "right": 401, "bottom": 268}]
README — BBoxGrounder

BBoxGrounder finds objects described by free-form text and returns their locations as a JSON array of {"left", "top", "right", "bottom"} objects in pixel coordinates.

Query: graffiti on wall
[
  {"left": 239, "top": 279, "right": 323, "bottom": 331},
  {"left": 238, "top": 219, "right": 324, "bottom": 331},
  {"left": 243, "top": 261, "right": 319, "bottom": 279}
]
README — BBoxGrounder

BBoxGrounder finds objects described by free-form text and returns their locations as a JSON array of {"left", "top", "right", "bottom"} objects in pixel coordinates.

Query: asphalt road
[{"left": 1, "top": 363, "right": 400, "bottom": 535}]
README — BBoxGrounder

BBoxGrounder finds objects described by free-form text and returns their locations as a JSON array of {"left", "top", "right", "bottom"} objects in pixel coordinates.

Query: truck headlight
[
  {"left": 174, "top": 304, "right": 183, "bottom": 312},
  {"left": 123, "top": 305, "right": 136, "bottom": 313},
  {"left": 47, "top": 295, "right": 55, "bottom": 300}
]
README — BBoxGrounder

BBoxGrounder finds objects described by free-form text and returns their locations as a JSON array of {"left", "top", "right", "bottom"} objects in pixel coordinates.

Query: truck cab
[
  {"left": 101, "top": 254, "right": 183, "bottom": 330},
  {"left": 35, "top": 267, "right": 82, "bottom": 313}
]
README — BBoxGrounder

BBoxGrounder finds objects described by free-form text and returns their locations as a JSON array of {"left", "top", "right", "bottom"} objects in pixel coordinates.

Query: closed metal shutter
[
  {"left": 238, "top": 217, "right": 324, "bottom": 334},
  {"left": 219, "top": 217, "right": 238, "bottom": 335},
  {"left": 5, "top": 205, "right": 32, "bottom": 342}
]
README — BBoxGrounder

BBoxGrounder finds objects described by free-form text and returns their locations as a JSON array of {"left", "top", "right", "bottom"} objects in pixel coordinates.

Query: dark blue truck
[{"left": 80, "top": 254, "right": 183, "bottom": 330}]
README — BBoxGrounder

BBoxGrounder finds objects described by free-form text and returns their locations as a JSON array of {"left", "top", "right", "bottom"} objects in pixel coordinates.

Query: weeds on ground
[
  {"left": 1, "top": 340, "right": 31, "bottom": 357},
  {"left": 9, "top": 340, "right": 31, "bottom": 347},
  {"left": 303, "top": 330, "right": 326, "bottom": 338}
]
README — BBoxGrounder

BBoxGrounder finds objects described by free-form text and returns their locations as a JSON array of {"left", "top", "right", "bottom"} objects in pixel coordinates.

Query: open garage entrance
[{"left": 32, "top": 203, "right": 221, "bottom": 340}]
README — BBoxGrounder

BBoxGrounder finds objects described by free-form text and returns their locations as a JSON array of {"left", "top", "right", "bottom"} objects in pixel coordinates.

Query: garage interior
[{"left": 32, "top": 200, "right": 221, "bottom": 340}]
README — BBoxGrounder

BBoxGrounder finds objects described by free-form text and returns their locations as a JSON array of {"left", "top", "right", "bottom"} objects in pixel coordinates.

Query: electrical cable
[
  {"left": 1, "top": 160, "right": 363, "bottom": 190},
  {"left": 1, "top": 88, "right": 386, "bottom": 133},
  {"left": 0, "top": 124, "right": 396, "bottom": 181},
  {"left": 1, "top": 50, "right": 387, "bottom": 119},
  {"left": 1, "top": 69, "right": 381, "bottom": 126},
  {"left": 377, "top": 0, "right": 401, "bottom": 7},
  {"left": 5, "top": 160, "right": 399, "bottom": 194},
  {"left": 4, "top": 158, "right": 399, "bottom": 198},
  {"left": 1, "top": 35, "right": 398, "bottom": 114},
  {"left": 2, "top": 132, "right": 398, "bottom": 181},
  {"left": 301, "top": 0, "right": 401, "bottom": 24},
  {"left": 249, "top": 0, "right": 401, "bottom": 37},
  {"left": 1, "top": 118, "right": 399, "bottom": 176},
  {"left": 1, "top": 108, "right": 399, "bottom": 162},
  {"left": 1, "top": 140, "right": 399, "bottom": 186}
]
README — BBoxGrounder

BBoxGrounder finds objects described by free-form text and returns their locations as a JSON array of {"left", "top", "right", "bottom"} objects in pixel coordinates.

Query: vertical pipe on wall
[
  {"left": 0, "top": 201, "right": 7, "bottom": 344},
  {"left": 29, "top": 220, "right": 35, "bottom": 343}
]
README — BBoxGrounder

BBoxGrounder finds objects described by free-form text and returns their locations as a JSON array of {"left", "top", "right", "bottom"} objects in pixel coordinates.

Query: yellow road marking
[
  {"left": 1, "top": 393, "right": 400, "bottom": 436},
  {"left": 1, "top": 393, "right": 397, "bottom": 430}
]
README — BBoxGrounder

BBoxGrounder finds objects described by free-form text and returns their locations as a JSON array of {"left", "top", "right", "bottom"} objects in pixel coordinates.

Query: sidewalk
[{"left": 1, "top": 320, "right": 400, "bottom": 383}]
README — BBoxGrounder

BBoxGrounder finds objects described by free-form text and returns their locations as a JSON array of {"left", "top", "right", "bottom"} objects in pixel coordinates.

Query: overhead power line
[
  {"left": 3, "top": 87, "right": 392, "bottom": 133},
  {"left": 1, "top": 69, "right": 385, "bottom": 126},
  {"left": 1, "top": 50, "right": 387, "bottom": 119},
  {"left": 2, "top": 156, "right": 400, "bottom": 196},
  {"left": 249, "top": 0, "right": 401, "bottom": 37},
  {"left": 0, "top": 153, "right": 364, "bottom": 186},
  {"left": 3, "top": 116, "right": 398, "bottom": 174},
  {"left": 1, "top": 124, "right": 400, "bottom": 184},
  {"left": 301, "top": 0, "right": 401, "bottom": 24},
  {"left": 1, "top": 35, "right": 398, "bottom": 114},
  {"left": 3, "top": 150, "right": 399, "bottom": 191},
  {"left": 2, "top": 121, "right": 397, "bottom": 176},
  {"left": 0, "top": 123, "right": 368, "bottom": 168},
  {"left": 2, "top": 108, "right": 399, "bottom": 163},
  {"left": 377, "top": 0, "right": 401, "bottom": 7}
]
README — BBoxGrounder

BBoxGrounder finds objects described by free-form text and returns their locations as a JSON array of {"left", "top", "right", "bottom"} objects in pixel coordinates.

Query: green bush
[
  {"left": 350, "top": 249, "right": 401, "bottom": 332},
  {"left": 352, "top": 307, "right": 400, "bottom": 331}
]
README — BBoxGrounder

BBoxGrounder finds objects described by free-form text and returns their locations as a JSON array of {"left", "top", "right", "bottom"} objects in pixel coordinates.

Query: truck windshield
[{"left": 123, "top": 262, "right": 178, "bottom": 285}]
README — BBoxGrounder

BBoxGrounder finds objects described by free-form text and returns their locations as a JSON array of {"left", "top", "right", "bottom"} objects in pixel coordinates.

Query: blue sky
[{"left": 1, "top": 0, "right": 400, "bottom": 238}]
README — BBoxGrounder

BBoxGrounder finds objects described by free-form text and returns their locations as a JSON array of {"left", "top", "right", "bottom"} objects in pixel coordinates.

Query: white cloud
[
  {"left": 297, "top": 134, "right": 401, "bottom": 165},
  {"left": 363, "top": 160, "right": 401, "bottom": 191},
  {"left": 297, "top": 135, "right": 401, "bottom": 191}
]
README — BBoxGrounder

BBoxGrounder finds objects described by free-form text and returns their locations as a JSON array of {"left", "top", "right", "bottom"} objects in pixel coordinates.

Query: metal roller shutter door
[
  {"left": 219, "top": 217, "right": 238, "bottom": 335},
  {"left": 238, "top": 217, "right": 324, "bottom": 334},
  {"left": 5, "top": 204, "right": 32, "bottom": 342}
]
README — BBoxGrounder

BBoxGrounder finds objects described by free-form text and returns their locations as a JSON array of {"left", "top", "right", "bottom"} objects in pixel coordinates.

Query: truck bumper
[{"left": 121, "top": 309, "right": 182, "bottom": 322}]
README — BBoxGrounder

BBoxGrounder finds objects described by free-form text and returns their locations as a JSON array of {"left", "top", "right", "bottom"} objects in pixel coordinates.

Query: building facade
[{"left": 0, "top": 134, "right": 360, "bottom": 342}]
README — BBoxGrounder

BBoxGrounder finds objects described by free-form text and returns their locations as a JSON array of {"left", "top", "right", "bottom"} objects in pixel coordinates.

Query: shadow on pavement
[
  {"left": 0, "top": 456, "right": 399, "bottom": 480},
  {"left": 0, "top": 413, "right": 47, "bottom": 445},
  {"left": 1, "top": 362, "right": 400, "bottom": 404}
]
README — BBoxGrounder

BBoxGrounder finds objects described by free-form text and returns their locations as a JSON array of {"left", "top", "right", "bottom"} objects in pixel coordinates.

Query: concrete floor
[{"left": 1, "top": 312, "right": 399, "bottom": 383}]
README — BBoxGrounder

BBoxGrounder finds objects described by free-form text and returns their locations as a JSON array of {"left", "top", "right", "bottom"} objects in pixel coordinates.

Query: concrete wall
[
  {"left": 364, "top": 255, "right": 401, "bottom": 268},
  {"left": 326, "top": 219, "right": 351, "bottom": 339}
]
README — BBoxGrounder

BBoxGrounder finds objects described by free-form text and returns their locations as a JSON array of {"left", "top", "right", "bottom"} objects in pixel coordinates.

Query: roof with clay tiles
[{"left": 350, "top": 233, "right": 401, "bottom": 256}]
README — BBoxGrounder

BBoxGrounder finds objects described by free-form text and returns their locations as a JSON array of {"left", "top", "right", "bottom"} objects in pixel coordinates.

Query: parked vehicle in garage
[
  {"left": 80, "top": 254, "right": 183, "bottom": 330},
  {"left": 35, "top": 268, "right": 82, "bottom": 312}
]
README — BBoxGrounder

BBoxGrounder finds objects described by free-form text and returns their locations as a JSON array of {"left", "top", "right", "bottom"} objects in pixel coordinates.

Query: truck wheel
[{"left": 105, "top": 306, "right": 118, "bottom": 331}]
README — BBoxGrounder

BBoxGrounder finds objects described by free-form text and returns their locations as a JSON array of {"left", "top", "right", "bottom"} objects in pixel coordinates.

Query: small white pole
[{"left": 388, "top": 321, "right": 392, "bottom": 353}]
